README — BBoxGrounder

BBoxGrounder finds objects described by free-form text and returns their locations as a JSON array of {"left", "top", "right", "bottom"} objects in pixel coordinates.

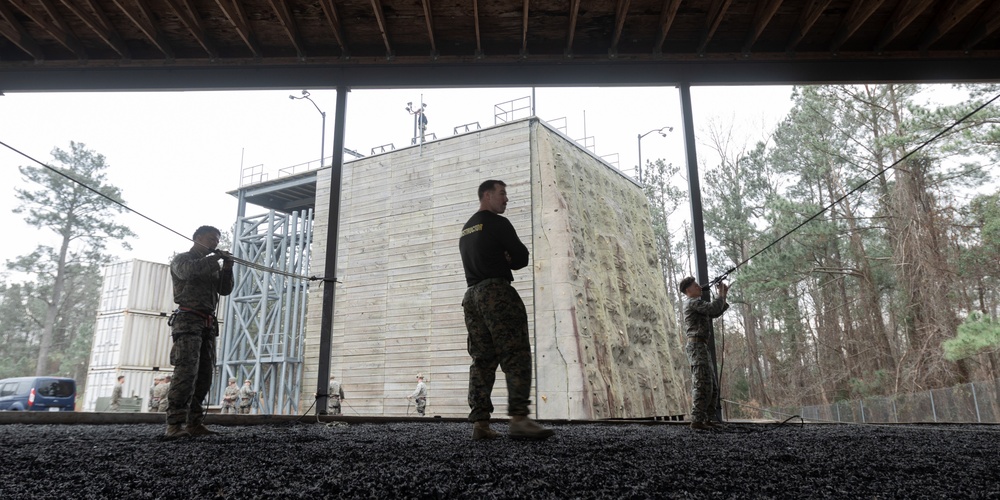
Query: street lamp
[
  {"left": 405, "top": 100, "right": 428, "bottom": 145},
  {"left": 637, "top": 126, "right": 673, "bottom": 183},
  {"left": 289, "top": 90, "right": 327, "bottom": 167}
]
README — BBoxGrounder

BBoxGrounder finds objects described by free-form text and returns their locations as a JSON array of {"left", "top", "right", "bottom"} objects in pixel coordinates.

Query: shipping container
[{"left": 98, "top": 260, "right": 175, "bottom": 315}]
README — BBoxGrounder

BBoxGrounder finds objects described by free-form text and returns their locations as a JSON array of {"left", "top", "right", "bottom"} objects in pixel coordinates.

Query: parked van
[{"left": 0, "top": 377, "right": 76, "bottom": 411}]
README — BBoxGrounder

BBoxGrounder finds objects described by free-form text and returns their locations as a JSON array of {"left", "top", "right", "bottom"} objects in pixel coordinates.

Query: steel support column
[
  {"left": 679, "top": 83, "right": 724, "bottom": 423},
  {"left": 315, "top": 86, "right": 348, "bottom": 414}
]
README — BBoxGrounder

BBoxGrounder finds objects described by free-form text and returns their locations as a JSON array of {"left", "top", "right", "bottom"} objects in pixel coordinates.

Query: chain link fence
[{"left": 764, "top": 378, "right": 1000, "bottom": 423}]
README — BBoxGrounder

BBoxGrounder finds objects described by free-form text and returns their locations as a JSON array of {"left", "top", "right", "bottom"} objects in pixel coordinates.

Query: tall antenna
[{"left": 405, "top": 97, "right": 428, "bottom": 146}]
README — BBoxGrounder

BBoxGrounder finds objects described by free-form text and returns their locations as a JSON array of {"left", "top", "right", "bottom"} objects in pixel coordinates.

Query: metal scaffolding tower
[{"left": 218, "top": 208, "right": 313, "bottom": 414}]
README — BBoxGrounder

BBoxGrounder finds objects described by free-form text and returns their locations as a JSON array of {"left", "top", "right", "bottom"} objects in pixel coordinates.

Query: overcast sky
[{"left": 0, "top": 85, "right": 797, "bottom": 276}]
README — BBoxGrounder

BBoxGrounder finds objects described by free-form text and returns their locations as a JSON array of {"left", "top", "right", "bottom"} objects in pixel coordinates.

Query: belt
[
  {"left": 687, "top": 337, "right": 708, "bottom": 343},
  {"left": 472, "top": 277, "right": 511, "bottom": 288}
]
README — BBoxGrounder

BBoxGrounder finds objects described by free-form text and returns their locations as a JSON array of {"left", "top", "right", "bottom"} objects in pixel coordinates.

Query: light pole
[
  {"left": 637, "top": 126, "right": 673, "bottom": 183},
  {"left": 289, "top": 90, "right": 327, "bottom": 167},
  {"left": 405, "top": 99, "right": 428, "bottom": 145}
]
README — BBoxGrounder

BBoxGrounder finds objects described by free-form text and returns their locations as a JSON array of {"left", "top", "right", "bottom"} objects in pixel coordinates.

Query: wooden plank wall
[{"left": 304, "top": 120, "right": 535, "bottom": 418}]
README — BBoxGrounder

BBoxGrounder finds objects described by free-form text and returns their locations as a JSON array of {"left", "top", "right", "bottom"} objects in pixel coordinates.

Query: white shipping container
[
  {"left": 90, "top": 311, "right": 174, "bottom": 369},
  {"left": 98, "top": 260, "right": 174, "bottom": 315},
  {"left": 84, "top": 367, "right": 173, "bottom": 412}
]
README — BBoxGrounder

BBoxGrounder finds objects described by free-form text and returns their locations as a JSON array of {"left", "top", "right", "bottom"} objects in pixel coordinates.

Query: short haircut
[
  {"left": 193, "top": 225, "right": 221, "bottom": 240},
  {"left": 478, "top": 180, "right": 505, "bottom": 200},
  {"left": 678, "top": 276, "right": 697, "bottom": 294},
  {"left": 117, "top": 375, "right": 125, "bottom": 381}
]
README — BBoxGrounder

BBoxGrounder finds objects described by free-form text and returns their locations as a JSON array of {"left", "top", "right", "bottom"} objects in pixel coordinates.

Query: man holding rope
[
  {"left": 164, "top": 225, "right": 234, "bottom": 439},
  {"left": 679, "top": 276, "right": 729, "bottom": 430}
]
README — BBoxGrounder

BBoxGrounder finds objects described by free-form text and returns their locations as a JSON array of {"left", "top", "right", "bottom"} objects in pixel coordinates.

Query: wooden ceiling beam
[
  {"left": 317, "top": 0, "right": 348, "bottom": 56},
  {"left": 919, "top": 0, "right": 986, "bottom": 51},
  {"left": 164, "top": 0, "right": 218, "bottom": 59},
  {"left": 60, "top": 0, "right": 131, "bottom": 59},
  {"left": 369, "top": 0, "right": 393, "bottom": 57},
  {"left": 216, "top": 0, "right": 263, "bottom": 58},
  {"left": 521, "top": 0, "right": 529, "bottom": 56},
  {"left": 785, "top": 0, "right": 831, "bottom": 52},
  {"left": 269, "top": 0, "right": 306, "bottom": 59},
  {"left": 962, "top": 0, "right": 1000, "bottom": 51},
  {"left": 873, "top": 0, "right": 935, "bottom": 52},
  {"left": 0, "top": 1, "right": 45, "bottom": 61},
  {"left": 696, "top": 0, "right": 733, "bottom": 55},
  {"left": 473, "top": 0, "right": 482, "bottom": 57},
  {"left": 742, "top": 0, "right": 783, "bottom": 53},
  {"left": 565, "top": 0, "right": 580, "bottom": 55},
  {"left": 420, "top": 0, "right": 438, "bottom": 57},
  {"left": 654, "top": 0, "right": 683, "bottom": 53},
  {"left": 9, "top": 0, "right": 86, "bottom": 59},
  {"left": 829, "top": 0, "right": 885, "bottom": 52},
  {"left": 113, "top": 0, "right": 174, "bottom": 59},
  {"left": 610, "top": 0, "right": 631, "bottom": 54}
]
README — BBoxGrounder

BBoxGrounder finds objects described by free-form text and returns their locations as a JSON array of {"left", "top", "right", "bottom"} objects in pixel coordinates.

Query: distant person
[
  {"left": 238, "top": 380, "right": 256, "bottom": 414},
  {"left": 407, "top": 373, "right": 427, "bottom": 416},
  {"left": 109, "top": 375, "right": 125, "bottom": 411},
  {"left": 328, "top": 375, "right": 345, "bottom": 415},
  {"left": 155, "top": 375, "right": 171, "bottom": 412},
  {"left": 165, "top": 225, "right": 234, "bottom": 439},
  {"left": 148, "top": 375, "right": 164, "bottom": 412},
  {"left": 459, "top": 180, "right": 553, "bottom": 441},
  {"left": 221, "top": 377, "right": 239, "bottom": 414},
  {"left": 679, "top": 276, "right": 730, "bottom": 430}
]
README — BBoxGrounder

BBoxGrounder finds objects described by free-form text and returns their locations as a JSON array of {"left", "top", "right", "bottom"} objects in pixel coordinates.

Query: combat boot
[
  {"left": 508, "top": 416, "right": 554, "bottom": 440},
  {"left": 186, "top": 423, "right": 219, "bottom": 436},
  {"left": 164, "top": 424, "right": 190, "bottom": 439},
  {"left": 472, "top": 420, "right": 498, "bottom": 441},
  {"left": 690, "top": 421, "right": 712, "bottom": 431}
]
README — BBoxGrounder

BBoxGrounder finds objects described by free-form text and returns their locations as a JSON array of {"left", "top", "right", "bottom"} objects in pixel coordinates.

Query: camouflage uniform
[
  {"left": 683, "top": 294, "right": 729, "bottom": 424},
  {"left": 328, "top": 379, "right": 344, "bottom": 415},
  {"left": 238, "top": 382, "right": 256, "bottom": 414},
  {"left": 459, "top": 206, "right": 532, "bottom": 423},
  {"left": 221, "top": 381, "right": 239, "bottom": 414},
  {"left": 109, "top": 381, "right": 123, "bottom": 411},
  {"left": 166, "top": 247, "right": 234, "bottom": 429},
  {"left": 152, "top": 379, "right": 170, "bottom": 412},
  {"left": 409, "top": 378, "right": 427, "bottom": 416}
]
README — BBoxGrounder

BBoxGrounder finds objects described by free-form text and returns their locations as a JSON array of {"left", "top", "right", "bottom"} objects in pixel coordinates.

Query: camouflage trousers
[
  {"left": 463, "top": 279, "right": 532, "bottom": 422},
  {"left": 328, "top": 396, "right": 341, "bottom": 415},
  {"left": 414, "top": 397, "right": 426, "bottom": 416},
  {"left": 685, "top": 341, "right": 718, "bottom": 423},
  {"left": 221, "top": 402, "right": 237, "bottom": 414},
  {"left": 167, "top": 321, "right": 217, "bottom": 427}
]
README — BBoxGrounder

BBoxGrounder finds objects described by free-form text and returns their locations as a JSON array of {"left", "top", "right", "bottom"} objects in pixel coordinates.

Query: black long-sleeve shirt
[{"left": 459, "top": 210, "right": 529, "bottom": 286}]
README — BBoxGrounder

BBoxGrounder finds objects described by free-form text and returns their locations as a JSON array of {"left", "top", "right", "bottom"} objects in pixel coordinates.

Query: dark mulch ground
[{"left": 1, "top": 420, "right": 998, "bottom": 499}]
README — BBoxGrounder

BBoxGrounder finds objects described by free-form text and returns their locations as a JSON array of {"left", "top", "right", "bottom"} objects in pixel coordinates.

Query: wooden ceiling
[{"left": 2, "top": 0, "right": 1000, "bottom": 92}]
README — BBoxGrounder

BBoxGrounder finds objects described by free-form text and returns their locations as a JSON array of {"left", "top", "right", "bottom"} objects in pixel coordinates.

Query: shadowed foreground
[{"left": 1, "top": 419, "right": 998, "bottom": 499}]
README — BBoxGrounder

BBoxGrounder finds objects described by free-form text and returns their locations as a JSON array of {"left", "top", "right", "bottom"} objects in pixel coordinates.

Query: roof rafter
[
  {"left": 610, "top": 0, "right": 631, "bottom": 54},
  {"left": 919, "top": 0, "right": 986, "bottom": 51},
  {"left": 696, "top": 0, "right": 733, "bottom": 55},
  {"left": 369, "top": 0, "right": 393, "bottom": 57},
  {"left": 113, "top": 0, "right": 174, "bottom": 59},
  {"left": 873, "top": 0, "right": 935, "bottom": 52},
  {"left": 215, "top": 0, "right": 263, "bottom": 58},
  {"left": 785, "top": 0, "right": 831, "bottom": 52},
  {"left": 10, "top": 0, "right": 86, "bottom": 59},
  {"left": 164, "top": 0, "right": 218, "bottom": 59},
  {"left": 962, "top": 0, "right": 1000, "bottom": 51},
  {"left": 472, "top": 0, "right": 482, "bottom": 57},
  {"left": 420, "top": 0, "right": 438, "bottom": 57},
  {"left": 521, "top": 0, "right": 529, "bottom": 56},
  {"left": 829, "top": 0, "right": 885, "bottom": 52},
  {"left": 654, "top": 0, "right": 683, "bottom": 53},
  {"left": 0, "top": 1, "right": 45, "bottom": 61},
  {"left": 268, "top": 0, "right": 306, "bottom": 59},
  {"left": 59, "top": 0, "right": 131, "bottom": 59},
  {"left": 317, "top": 0, "right": 348, "bottom": 56},
  {"left": 565, "top": 0, "right": 581, "bottom": 55},
  {"left": 742, "top": 0, "right": 783, "bottom": 53}
]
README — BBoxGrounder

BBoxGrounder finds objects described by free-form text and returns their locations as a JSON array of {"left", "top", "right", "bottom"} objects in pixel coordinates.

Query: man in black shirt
[{"left": 459, "top": 180, "right": 554, "bottom": 441}]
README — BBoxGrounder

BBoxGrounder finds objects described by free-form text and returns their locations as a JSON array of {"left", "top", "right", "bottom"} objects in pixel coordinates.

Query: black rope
[
  {"left": 702, "top": 91, "right": 1000, "bottom": 287},
  {"left": 1, "top": 139, "right": 339, "bottom": 284}
]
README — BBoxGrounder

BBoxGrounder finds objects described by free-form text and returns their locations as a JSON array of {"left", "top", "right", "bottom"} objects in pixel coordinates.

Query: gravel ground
[{"left": 1, "top": 420, "right": 998, "bottom": 499}]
